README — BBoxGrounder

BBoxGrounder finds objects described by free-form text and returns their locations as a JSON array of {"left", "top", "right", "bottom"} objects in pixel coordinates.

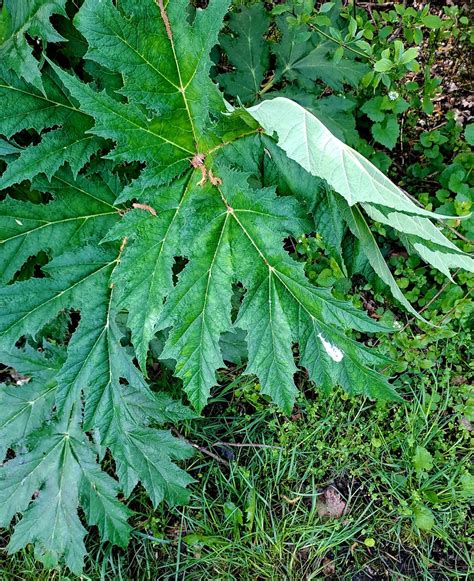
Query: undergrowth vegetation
[{"left": 0, "top": 0, "right": 473, "bottom": 579}]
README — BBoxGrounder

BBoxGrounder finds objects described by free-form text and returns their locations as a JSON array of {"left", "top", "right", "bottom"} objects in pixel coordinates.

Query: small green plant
[
  {"left": 0, "top": 0, "right": 473, "bottom": 574},
  {"left": 409, "top": 115, "right": 474, "bottom": 236}
]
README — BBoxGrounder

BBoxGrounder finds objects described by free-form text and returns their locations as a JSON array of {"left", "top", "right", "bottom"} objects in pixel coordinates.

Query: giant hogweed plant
[{"left": 0, "top": 0, "right": 472, "bottom": 573}]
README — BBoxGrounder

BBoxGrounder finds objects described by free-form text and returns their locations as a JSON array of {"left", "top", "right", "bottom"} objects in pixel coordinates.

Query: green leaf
[
  {"left": 0, "top": 66, "right": 72, "bottom": 138},
  {"left": 421, "top": 14, "right": 442, "bottom": 30},
  {"left": 49, "top": 61, "right": 194, "bottom": 184},
  {"left": 156, "top": 177, "right": 234, "bottom": 411},
  {"left": 364, "top": 537, "right": 376, "bottom": 547},
  {"left": 0, "top": 245, "right": 194, "bottom": 504},
  {"left": 277, "top": 89, "right": 360, "bottom": 145},
  {"left": 448, "top": 169, "right": 467, "bottom": 194},
  {"left": 0, "top": 248, "right": 114, "bottom": 349},
  {"left": 0, "top": 0, "right": 67, "bottom": 90},
  {"left": 361, "top": 96, "right": 386, "bottom": 122},
  {"left": 0, "top": 169, "right": 119, "bottom": 284},
  {"left": 218, "top": 4, "right": 270, "bottom": 103},
  {"left": 218, "top": 166, "right": 396, "bottom": 409},
  {"left": 413, "top": 446, "right": 434, "bottom": 472},
  {"left": 272, "top": 16, "right": 369, "bottom": 91},
  {"left": 0, "top": 138, "right": 20, "bottom": 156},
  {"left": 0, "top": 66, "right": 103, "bottom": 190},
  {"left": 362, "top": 204, "right": 463, "bottom": 254},
  {"left": 271, "top": 5, "right": 290, "bottom": 16},
  {"left": 465, "top": 123, "right": 474, "bottom": 146},
  {"left": 279, "top": 38, "right": 369, "bottom": 91},
  {"left": 0, "top": 341, "right": 64, "bottom": 378},
  {"left": 310, "top": 96, "right": 359, "bottom": 146},
  {"left": 461, "top": 474, "right": 474, "bottom": 496},
  {"left": 371, "top": 116, "right": 400, "bottom": 149},
  {"left": 413, "top": 504, "right": 435, "bottom": 531},
  {"left": 40, "top": 2, "right": 396, "bottom": 415},
  {"left": 248, "top": 96, "right": 473, "bottom": 287},
  {"left": 272, "top": 16, "right": 313, "bottom": 81},
  {"left": 399, "top": 47, "right": 418, "bottom": 65},
  {"left": 1, "top": 429, "right": 87, "bottom": 573},
  {"left": 0, "top": 121, "right": 101, "bottom": 190},
  {"left": 66, "top": 0, "right": 231, "bottom": 179},
  {"left": 111, "top": 428, "right": 195, "bottom": 507},
  {"left": 0, "top": 344, "right": 64, "bottom": 459},
  {"left": 337, "top": 201, "right": 421, "bottom": 318},
  {"left": 0, "top": 415, "right": 131, "bottom": 573},
  {"left": 104, "top": 176, "right": 188, "bottom": 372},
  {"left": 77, "top": 438, "right": 133, "bottom": 548},
  {"left": 111, "top": 154, "right": 395, "bottom": 412},
  {"left": 374, "top": 57, "right": 392, "bottom": 72},
  {"left": 261, "top": 136, "right": 346, "bottom": 262}
]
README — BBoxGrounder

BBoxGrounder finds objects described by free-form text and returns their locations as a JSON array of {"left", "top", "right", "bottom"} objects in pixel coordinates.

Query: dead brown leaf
[
  {"left": 322, "top": 557, "right": 336, "bottom": 576},
  {"left": 132, "top": 203, "right": 157, "bottom": 216},
  {"left": 208, "top": 170, "right": 222, "bottom": 186},
  {"left": 190, "top": 153, "right": 205, "bottom": 168},
  {"left": 281, "top": 494, "right": 301, "bottom": 505},
  {"left": 316, "top": 486, "right": 346, "bottom": 519},
  {"left": 460, "top": 417, "right": 472, "bottom": 431}
]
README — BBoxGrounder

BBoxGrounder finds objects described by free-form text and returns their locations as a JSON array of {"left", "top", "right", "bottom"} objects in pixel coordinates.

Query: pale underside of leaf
[{"left": 247, "top": 97, "right": 465, "bottom": 220}]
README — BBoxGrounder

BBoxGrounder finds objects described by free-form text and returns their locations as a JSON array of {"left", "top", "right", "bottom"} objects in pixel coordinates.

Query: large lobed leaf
[{"left": 0, "top": 0, "right": 472, "bottom": 573}]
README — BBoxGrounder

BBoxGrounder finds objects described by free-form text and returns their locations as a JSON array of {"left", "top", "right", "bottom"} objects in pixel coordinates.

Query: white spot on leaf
[
  {"left": 317, "top": 333, "right": 344, "bottom": 362},
  {"left": 15, "top": 219, "right": 23, "bottom": 225}
]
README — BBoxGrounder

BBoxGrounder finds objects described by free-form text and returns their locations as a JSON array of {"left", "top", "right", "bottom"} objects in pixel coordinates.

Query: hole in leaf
[
  {"left": 283, "top": 235, "right": 297, "bottom": 255},
  {"left": 11, "top": 251, "right": 50, "bottom": 284},
  {"left": 230, "top": 282, "right": 244, "bottom": 324},
  {"left": 172, "top": 256, "right": 189, "bottom": 285},
  {"left": 68, "top": 309, "right": 81, "bottom": 336},
  {"left": 4, "top": 448, "right": 16, "bottom": 462}
]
